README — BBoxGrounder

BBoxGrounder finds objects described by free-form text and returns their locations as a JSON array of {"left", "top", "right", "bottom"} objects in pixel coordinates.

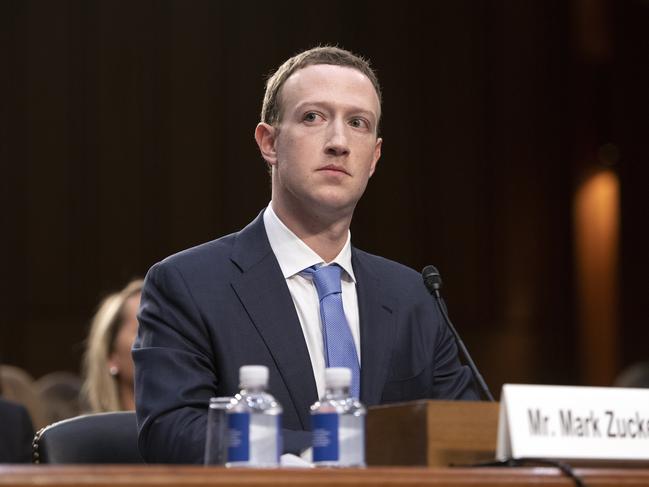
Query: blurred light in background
[{"left": 574, "top": 155, "right": 620, "bottom": 385}]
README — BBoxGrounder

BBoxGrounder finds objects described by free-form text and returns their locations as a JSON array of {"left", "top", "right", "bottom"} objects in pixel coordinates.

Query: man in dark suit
[
  {"left": 133, "top": 46, "right": 478, "bottom": 464},
  {"left": 0, "top": 398, "right": 34, "bottom": 463}
]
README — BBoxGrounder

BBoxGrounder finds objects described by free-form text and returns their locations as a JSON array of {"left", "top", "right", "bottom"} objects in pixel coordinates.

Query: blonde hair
[{"left": 81, "top": 279, "right": 143, "bottom": 412}]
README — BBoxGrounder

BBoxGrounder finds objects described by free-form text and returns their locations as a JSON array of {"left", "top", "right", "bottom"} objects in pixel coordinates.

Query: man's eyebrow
[{"left": 292, "top": 101, "right": 378, "bottom": 120}]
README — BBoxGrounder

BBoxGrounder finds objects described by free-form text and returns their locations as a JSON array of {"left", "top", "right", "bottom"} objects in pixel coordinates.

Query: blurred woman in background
[{"left": 82, "top": 279, "right": 143, "bottom": 412}]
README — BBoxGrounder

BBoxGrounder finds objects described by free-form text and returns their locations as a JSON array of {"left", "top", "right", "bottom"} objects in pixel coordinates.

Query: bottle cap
[
  {"left": 325, "top": 367, "right": 352, "bottom": 388},
  {"left": 239, "top": 365, "right": 269, "bottom": 388}
]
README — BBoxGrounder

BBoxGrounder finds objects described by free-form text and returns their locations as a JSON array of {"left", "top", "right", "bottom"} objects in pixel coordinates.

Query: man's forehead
[{"left": 279, "top": 64, "right": 380, "bottom": 114}]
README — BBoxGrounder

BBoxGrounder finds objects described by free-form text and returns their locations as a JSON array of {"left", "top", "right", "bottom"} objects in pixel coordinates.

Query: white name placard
[{"left": 496, "top": 384, "right": 649, "bottom": 462}]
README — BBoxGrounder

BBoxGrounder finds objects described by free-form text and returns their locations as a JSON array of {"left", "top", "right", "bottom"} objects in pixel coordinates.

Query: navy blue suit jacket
[
  {"left": 133, "top": 211, "right": 478, "bottom": 463},
  {"left": 0, "top": 398, "right": 34, "bottom": 463}
]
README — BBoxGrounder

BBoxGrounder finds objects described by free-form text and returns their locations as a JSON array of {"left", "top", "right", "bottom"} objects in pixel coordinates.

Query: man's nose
[{"left": 324, "top": 120, "right": 350, "bottom": 157}]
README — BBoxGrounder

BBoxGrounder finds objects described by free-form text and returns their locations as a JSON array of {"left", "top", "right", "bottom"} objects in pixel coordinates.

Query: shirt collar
[{"left": 263, "top": 203, "right": 356, "bottom": 282}]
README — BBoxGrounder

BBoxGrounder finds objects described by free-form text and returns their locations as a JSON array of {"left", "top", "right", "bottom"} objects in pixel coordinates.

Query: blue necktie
[{"left": 303, "top": 264, "right": 360, "bottom": 398}]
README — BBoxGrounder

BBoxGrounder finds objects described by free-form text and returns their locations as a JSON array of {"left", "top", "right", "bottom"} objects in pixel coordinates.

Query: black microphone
[{"left": 422, "top": 265, "right": 495, "bottom": 402}]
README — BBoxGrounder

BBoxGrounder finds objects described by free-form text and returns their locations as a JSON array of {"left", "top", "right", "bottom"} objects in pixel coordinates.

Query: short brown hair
[{"left": 261, "top": 46, "right": 382, "bottom": 127}]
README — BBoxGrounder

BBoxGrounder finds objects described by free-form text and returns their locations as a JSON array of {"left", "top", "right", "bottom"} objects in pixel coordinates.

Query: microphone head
[{"left": 422, "top": 265, "right": 443, "bottom": 293}]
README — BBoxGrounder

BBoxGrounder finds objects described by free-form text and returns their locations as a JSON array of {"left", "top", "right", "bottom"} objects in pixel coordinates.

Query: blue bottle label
[
  {"left": 312, "top": 413, "right": 339, "bottom": 462},
  {"left": 227, "top": 412, "right": 250, "bottom": 462}
]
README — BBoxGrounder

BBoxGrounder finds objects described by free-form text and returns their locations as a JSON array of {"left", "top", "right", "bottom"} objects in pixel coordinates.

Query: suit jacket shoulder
[{"left": 135, "top": 211, "right": 316, "bottom": 462}]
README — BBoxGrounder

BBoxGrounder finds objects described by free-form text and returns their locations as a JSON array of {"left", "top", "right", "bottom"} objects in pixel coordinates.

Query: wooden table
[{"left": 2, "top": 465, "right": 649, "bottom": 487}]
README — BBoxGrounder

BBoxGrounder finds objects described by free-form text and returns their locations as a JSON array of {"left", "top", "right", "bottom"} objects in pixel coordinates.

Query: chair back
[
  {"left": 33, "top": 411, "right": 143, "bottom": 463},
  {"left": 35, "top": 371, "right": 84, "bottom": 425},
  {"left": 1, "top": 364, "right": 47, "bottom": 428}
]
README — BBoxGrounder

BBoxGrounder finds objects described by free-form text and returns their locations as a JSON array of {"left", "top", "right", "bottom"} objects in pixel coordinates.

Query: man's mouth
[{"left": 318, "top": 165, "right": 350, "bottom": 176}]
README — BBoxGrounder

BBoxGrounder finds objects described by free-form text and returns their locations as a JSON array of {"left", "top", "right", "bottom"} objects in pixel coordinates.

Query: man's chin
[{"left": 307, "top": 188, "right": 355, "bottom": 208}]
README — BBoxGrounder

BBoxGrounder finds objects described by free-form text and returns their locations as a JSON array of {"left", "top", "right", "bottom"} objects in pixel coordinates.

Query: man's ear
[
  {"left": 369, "top": 137, "right": 382, "bottom": 177},
  {"left": 254, "top": 122, "right": 278, "bottom": 166}
]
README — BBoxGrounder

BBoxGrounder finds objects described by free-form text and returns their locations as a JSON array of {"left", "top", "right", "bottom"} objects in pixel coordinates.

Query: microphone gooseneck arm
[{"left": 422, "top": 265, "right": 495, "bottom": 402}]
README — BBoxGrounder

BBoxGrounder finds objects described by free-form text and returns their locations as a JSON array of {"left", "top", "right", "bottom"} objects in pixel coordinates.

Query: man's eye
[
  {"left": 304, "top": 112, "right": 319, "bottom": 122},
  {"left": 350, "top": 118, "right": 369, "bottom": 129}
]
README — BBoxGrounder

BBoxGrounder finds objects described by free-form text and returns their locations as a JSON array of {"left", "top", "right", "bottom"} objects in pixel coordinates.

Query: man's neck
[{"left": 271, "top": 200, "right": 352, "bottom": 263}]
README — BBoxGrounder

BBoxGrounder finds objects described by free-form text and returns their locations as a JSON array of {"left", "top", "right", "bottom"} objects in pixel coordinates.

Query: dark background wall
[{"left": 1, "top": 0, "right": 647, "bottom": 395}]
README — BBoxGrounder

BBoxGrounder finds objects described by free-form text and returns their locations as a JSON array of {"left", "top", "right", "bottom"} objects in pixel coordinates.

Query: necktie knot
[{"left": 302, "top": 264, "right": 342, "bottom": 299}]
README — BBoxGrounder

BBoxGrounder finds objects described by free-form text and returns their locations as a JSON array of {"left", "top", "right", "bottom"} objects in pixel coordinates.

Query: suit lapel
[
  {"left": 229, "top": 212, "right": 318, "bottom": 429},
  {"left": 353, "top": 249, "right": 397, "bottom": 407}
]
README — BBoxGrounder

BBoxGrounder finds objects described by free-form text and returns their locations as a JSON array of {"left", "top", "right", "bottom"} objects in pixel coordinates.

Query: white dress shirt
[{"left": 263, "top": 204, "right": 361, "bottom": 399}]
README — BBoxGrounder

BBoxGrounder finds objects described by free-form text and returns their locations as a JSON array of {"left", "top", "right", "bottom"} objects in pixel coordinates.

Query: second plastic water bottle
[{"left": 310, "top": 367, "right": 366, "bottom": 467}]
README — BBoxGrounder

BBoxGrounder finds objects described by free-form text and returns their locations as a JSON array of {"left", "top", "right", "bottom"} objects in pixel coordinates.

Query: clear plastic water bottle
[
  {"left": 204, "top": 397, "right": 234, "bottom": 465},
  {"left": 310, "top": 367, "right": 366, "bottom": 467},
  {"left": 226, "top": 365, "right": 283, "bottom": 467}
]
